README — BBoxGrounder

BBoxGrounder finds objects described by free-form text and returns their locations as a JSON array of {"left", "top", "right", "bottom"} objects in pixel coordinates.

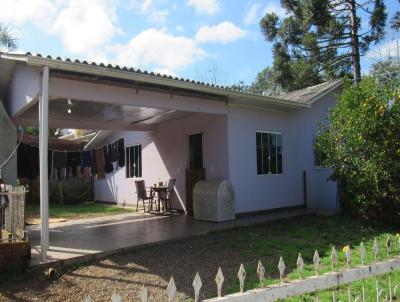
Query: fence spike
[
  {"left": 388, "top": 272, "right": 393, "bottom": 302},
  {"left": 278, "top": 256, "right": 285, "bottom": 283},
  {"left": 374, "top": 237, "right": 379, "bottom": 261},
  {"left": 192, "top": 272, "right": 202, "bottom": 302},
  {"left": 83, "top": 295, "right": 92, "bottom": 302},
  {"left": 360, "top": 242, "right": 366, "bottom": 265},
  {"left": 257, "top": 260, "right": 265, "bottom": 287},
  {"left": 111, "top": 292, "right": 122, "bottom": 302},
  {"left": 237, "top": 264, "right": 246, "bottom": 293},
  {"left": 215, "top": 267, "right": 225, "bottom": 298},
  {"left": 297, "top": 253, "right": 304, "bottom": 279},
  {"left": 313, "top": 250, "right": 320, "bottom": 276},
  {"left": 386, "top": 237, "right": 391, "bottom": 257},
  {"left": 345, "top": 245, "right": 352, "bottom": 268},
  {"left": 167, "top": 277, "right": 177, "bottom": 302},
  {"left": 140, "top": 284, "right": 148, "bottom": 302},
  {"left": 331, "top": 246, "right": 337, "bottom": 271}
]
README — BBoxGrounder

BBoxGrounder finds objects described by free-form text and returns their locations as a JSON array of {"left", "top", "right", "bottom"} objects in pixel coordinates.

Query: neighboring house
[{"left": 0, "top": 52, "right": 340, "bottom": 215}]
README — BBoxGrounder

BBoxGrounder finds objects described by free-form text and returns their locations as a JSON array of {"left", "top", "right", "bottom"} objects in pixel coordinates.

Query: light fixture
[{"left": 67, "top": 98, "right": 72, "bottom": 114}]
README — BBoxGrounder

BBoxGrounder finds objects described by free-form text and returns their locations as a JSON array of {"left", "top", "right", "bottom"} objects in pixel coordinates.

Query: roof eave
[
  {"left": 0, "top": 52, "right": 310, "bottom": 110},
  {"left": 306, "top": 80, "right": 343, "bottom": 105}
]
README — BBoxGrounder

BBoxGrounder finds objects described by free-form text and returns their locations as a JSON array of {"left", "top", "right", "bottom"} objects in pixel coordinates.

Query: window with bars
[
  {"left": 256, "top": 131, "right": 282, "bottom": 175},
  {"left": 126, "top": 145, "right": 142, "bottom": 178}
]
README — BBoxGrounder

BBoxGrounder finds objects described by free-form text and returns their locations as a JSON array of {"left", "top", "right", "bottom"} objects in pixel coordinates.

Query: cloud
[
  {"left": 110, "top": 28, "right": 208, "bottom": 74},
  {"left": 175, "top": 25, "right": 185, "bottom": 32},
  {"left": 127, "top": 0, "right": 169, "bottom": 25},
  {"left": 243, "top": 1, "right": 287, "bottom": 26},
  {"left": 244, "top": 3, "right": 262, "bottom": 25},
  {"left": 263, "top": 2, "right": 287, "bottom": 18},
  {"left": 0, "top": 0, "right": 121, "bottom": 56},
  {"left": 51, "top": 0, "right": 120, "bottom": 54},
  {"left": 186, "top": 0, "right": 220, "bottom": 15},
  {"left": 367, "top": 40, "right": 400, "bottom": 61},
  {"left": 195, "top": 22, "right": 247, "bottom": 43}
]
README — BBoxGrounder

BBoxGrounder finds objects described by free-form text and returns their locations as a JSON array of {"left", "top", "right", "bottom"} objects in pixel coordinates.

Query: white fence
[{"left": 83, "top": 238, "right": 400, "bottom": 302}]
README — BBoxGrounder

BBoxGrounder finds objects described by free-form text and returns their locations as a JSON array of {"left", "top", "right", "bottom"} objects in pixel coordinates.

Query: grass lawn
[
  {"left": 1, "top": 214, "right": 399, "bottom": 301},
  {"left": 25, "top": 201, "right": 137, "bottom": 221}
]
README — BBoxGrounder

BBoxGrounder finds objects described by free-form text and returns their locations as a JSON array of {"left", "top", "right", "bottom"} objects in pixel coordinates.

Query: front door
[{"left": 186, "top": 133, "right": 206, "bottom": 214}]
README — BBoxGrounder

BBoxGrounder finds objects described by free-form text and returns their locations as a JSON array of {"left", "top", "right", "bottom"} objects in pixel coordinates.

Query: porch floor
[{"left": 27, "top": 208, "right": 316, "bottom": 269}]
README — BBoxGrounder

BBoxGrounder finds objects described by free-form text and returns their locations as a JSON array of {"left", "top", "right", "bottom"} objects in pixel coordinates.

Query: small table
[{"left": 150, "top": 186, "right": 167, "bottom": 212}]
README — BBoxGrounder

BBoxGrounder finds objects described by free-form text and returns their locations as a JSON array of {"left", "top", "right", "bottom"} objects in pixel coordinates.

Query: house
[{"left": 0, "top": 52, "right": 339, "bottom": 251}]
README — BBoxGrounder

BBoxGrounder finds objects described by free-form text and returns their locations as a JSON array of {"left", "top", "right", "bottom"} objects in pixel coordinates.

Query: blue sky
[{"left": 1, "top": 0, "right": 400, "bottom": 86}]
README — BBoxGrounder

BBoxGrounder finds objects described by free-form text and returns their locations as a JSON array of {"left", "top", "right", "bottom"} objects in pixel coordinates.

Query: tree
[
  {"left": 249, "top": 67, "right": 284, "bottom": 96},
  {"left": 317, "top": 77, "right": 400, "bottom": 221},
  {"left": 391, "top": 0, "right": 400, "bottom": 31},
  {"left": 260, "top": 0, "right": 387, "bottom": 88},
  {"left": 0, "top": 23, "right": 16, "bottom": 50}
]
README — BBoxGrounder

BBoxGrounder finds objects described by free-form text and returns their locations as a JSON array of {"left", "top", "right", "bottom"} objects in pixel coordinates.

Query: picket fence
[{"left": 83, "top": 238, "right": 400, "bottom": 302}]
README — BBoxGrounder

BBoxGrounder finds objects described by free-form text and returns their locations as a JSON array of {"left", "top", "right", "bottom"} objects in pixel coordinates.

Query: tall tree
[
  {"left": 260, "top": 0, "right": 387, "bottom": 88},
  {"left": 0, "top": 23, "right": 16, "bottom": 50}
]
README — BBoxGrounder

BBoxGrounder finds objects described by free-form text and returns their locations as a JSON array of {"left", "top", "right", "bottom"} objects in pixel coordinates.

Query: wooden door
[{"left": 186, "top": 133, "right": 205, "bottom": 214}]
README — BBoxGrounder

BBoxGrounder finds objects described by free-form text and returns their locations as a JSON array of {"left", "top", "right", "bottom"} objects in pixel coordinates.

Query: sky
[{"left": 1, "top": 0, "right": 400, "bottom": 87}]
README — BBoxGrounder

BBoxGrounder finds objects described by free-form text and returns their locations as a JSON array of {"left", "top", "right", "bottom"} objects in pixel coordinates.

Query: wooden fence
[{"left": 83, "top": 238, "right": 400, "bottom": 302}]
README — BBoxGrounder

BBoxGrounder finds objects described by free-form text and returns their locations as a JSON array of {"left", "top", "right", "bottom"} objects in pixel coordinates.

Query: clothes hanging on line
[
  {"left": 117, "top": 138, "right": 125, "bottom": 168},
  {"left": 95, "top": 148, "right": 105, "bottom": 179},
  {"left": 104, "top": 145, "right": 114, "bottom": 174}
]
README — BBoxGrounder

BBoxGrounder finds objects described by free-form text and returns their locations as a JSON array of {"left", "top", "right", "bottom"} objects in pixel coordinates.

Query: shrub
[{"left": 317, "top": 77, "right": 400, "bottom": 221}]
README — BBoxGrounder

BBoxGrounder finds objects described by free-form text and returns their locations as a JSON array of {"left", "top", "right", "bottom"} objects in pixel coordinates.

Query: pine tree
[
  {"left": 0, "top": 23, "right": 16, "bottom": 50},
  {"left": 260, "top": 0, "right": 387, "bottom": 88}
]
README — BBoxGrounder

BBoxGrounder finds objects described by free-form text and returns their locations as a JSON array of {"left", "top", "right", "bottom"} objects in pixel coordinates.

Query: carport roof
[{"left": 0, "top": 52, "right": 342, "bottom": 110}]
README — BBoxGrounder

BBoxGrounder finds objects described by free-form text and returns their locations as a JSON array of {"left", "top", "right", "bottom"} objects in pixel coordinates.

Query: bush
[{"left": 317, "top": 77, "right": 400, "bottom": 221}]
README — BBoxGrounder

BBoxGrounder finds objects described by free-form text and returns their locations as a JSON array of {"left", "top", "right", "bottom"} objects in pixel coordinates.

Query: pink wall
[{"left": 94, "top": 113, "right": 229, "bottom": 210}]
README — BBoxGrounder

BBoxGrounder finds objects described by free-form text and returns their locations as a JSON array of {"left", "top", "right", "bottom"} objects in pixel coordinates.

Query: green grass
[
  {"left": 218, "top": 215, "right": 399, "bottom": 301},
  {"left": 25, "top": 201, "right": 137, "bottom": 220}
]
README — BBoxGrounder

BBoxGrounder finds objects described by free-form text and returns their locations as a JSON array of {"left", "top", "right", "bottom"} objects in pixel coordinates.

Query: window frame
[
  {"left": 256, "top": 130, "right": 283, "bottom": 176},
  {"left": 125, "top": 144, "right": 142, "bottom": 179}
]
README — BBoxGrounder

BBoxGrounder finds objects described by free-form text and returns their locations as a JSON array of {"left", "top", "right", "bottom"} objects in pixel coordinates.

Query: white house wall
[
  {"left": 227, "top": 91, "right": 338, "bottom": 214},
  {"left": 94, "top": 113, "right": 229, "bottom": 209}
]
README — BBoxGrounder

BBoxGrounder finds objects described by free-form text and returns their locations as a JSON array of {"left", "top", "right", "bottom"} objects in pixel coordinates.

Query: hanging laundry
[
  {"left": 96, "top": 148, "right": 105, "bottom": 179},
  {"left": 67, "top": 152, "right": 81, "bottom": 177},
  {"left": 53, "top": 151, "right": 67, "bottom": 169},
  {"left": 91, "top": 149, "right": 97, "bottom": 175},
  {"left": 104, "top": 145, "right": 114, "bottom": 174},
  {"left": 117, "top": 138, "right": 125, "bottom": 168},
  {"left": 81, "top": 150, "right": 92, "bottom": 168},
  {"left": 110, "top": 141, "right": 118, "bottom": 162}
]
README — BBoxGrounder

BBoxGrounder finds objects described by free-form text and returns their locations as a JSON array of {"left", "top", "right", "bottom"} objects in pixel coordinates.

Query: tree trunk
[{"left": 349, "top": 0, "right": 362, "bottom": 84}]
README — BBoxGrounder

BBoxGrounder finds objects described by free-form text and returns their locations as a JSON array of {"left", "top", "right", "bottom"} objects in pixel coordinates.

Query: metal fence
[{"left": 82, "top": 237, "right": 400, "bottom": 302}]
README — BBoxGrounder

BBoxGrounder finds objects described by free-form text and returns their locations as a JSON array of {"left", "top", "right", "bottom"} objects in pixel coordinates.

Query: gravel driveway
[{"left": 0, "top": 227, "right": 263, "bottom": 302}]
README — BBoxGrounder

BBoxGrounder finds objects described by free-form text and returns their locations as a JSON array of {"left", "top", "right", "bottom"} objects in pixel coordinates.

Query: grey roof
[
  {"left": 0, "top": 52, "right": 342, "bottom": 109},
  {"left": 279, "top": 80, "right": 342, "bottom": 105}
]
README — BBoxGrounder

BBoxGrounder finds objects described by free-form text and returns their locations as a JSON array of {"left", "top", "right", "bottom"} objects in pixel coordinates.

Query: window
[
  {"left": 256, "top": 131, "right": 282, "bottom": 175},
  {"left": 126, "top": 145, "right": 142, "bottom": 178}
]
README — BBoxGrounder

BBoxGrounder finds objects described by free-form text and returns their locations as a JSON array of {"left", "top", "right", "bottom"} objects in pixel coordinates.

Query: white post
[{"left": 39, "top": 65, "right": 49, "bottom": 259}]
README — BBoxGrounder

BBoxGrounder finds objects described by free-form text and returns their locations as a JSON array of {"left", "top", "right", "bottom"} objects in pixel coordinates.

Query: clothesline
[
  {"left": 18, "top": 136, "right": 124, "bottom": 153},
  {"left": 18, "top": 138, "right": 126, "bottom": 180}
]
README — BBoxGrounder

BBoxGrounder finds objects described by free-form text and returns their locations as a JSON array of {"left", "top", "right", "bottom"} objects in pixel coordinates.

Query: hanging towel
[
  {"left": 110, "top": 141, "right": 118, "bottom": 162},
  {"left": 117, "top": 138, "right": 125, "bottom": 167},
  {"left": 91, "top": 149, "right": 97, "bottom": 175},
  {"left": 67, "top": 152, "right": 81, "bottom": 177},
  {"left": 53, "top": 151, "right": 67, "bottom": 169},
  {"left": 81, "top": 150, "right": 92, "bottom": 168},
  {"left": 104, "top": 145, "right": 114, "bottom": 174},
  {"left": 96, "top": 148, "right": 105, "bottom": 179}
]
